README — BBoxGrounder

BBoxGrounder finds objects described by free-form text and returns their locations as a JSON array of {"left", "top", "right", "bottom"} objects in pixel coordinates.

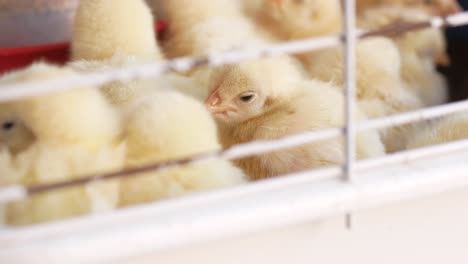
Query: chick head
[
  {"left": 204, "top": 57, "right": 303, "bottom": 125},
  {"left": 262, "top": 0, "right": 342, "bottom": 38},
  {"left": 0, "top": 63, "right": 121, "bottom": 153}
]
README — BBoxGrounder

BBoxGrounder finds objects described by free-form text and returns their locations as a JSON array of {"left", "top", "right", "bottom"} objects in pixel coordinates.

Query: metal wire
[
  {"left": 342, "top": 0, "right": 357, "bottom": 229},
  {"left": 1, "top": 10, "right": 468, "bottom": 205}
]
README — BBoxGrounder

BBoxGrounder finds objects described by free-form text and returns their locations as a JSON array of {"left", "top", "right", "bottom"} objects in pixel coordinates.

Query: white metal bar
[
  {"left": 342, "top": 0, "right": 357, "bottom": 180},
  {"left": 0, "top": 12, "right": 468, "bottom": 102},
  {"left": 342, "top": 0, "right": 357, "bottom": 227},
  {"left": 359, "top": 99, "right": 468, "bottom": 131}
]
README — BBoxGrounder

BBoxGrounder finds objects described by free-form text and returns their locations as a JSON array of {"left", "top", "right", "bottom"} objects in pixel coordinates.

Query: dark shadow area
[{"left": 440, "top": 0, "right": 468, "bottom": 102}]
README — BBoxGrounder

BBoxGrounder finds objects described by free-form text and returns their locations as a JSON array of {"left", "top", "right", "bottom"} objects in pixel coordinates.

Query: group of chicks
[{"left": 0, "top": 0, "right": 465, "bottom": 226}]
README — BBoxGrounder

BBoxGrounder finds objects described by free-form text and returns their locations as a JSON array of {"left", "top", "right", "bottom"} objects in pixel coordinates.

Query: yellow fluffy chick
[
  {"left": 256, "top": 0, "right": 449, "bottom": 107},
  {"left": 159, "top": 0, "right": 383, "bottom": 179},
  {"left": 72, "top": 0, "right": 161, "bottom": 61},
  {"left": 306, "top": 37, "right": 424, "bottom": 152},
  {"left": 358, "top": 6, "right": 449, "bottom": 106},
  {"left": 161, "top": 0, "right": 265, "bottom": 58},
  {"left": 204, "top": 58, "right": 385, "bottom": 180},
  {"left": 0, "top": 63, "right": 125, "bottom": 226},
  {"left": 253, "top": 0, "right": 423, "bottom": 152},
  {"left": 70, "top": 0, "right": 207, "bottom": 105},
  {"left": 120, "top": 89, "right": 246, "bottom": 206},
  {"left": 406, "top": 114, "right": 468, "bottom": 150}
]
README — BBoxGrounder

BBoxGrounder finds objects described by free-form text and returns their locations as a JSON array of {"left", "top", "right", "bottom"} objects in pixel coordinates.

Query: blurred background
[
  {"left": 443, "top": 0, "right": 468, "bottom": 101},
  {"left": 0, "top": 0, "right": 164, "bottom": 47}
]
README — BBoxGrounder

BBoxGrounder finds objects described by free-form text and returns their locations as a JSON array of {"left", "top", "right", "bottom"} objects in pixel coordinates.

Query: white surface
[{"left": 118, "top": 188, "right": 468, "bottom": 264}]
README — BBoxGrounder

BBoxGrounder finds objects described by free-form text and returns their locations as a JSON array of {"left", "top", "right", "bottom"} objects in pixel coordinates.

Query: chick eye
[
  {"left": 2, "top": 121, "right": 15, "bottom": 131},
  {"left": 239, "top": 93, "right": 257, "bottom": 103}
]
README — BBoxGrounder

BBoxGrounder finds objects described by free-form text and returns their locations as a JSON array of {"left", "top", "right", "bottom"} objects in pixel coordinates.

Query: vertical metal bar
[{"left": 341, "top": 0, "right": 357, "bottom": 229}]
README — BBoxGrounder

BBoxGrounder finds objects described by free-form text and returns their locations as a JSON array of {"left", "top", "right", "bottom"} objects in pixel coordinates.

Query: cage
[{"left": 1, "top": 1, "right": 468, "bottom": 264}]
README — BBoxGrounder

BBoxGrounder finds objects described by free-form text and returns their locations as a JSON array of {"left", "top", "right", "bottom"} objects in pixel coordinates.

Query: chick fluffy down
[
  {"left": 0, "top": 63, "right": 125, "bottom": 226},
  {"left": 72, "top": 0, "right": 160, "bottom": 60}
]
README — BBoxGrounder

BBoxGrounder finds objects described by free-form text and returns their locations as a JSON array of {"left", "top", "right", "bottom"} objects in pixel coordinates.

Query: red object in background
[{"left": 0, "top": 22, "right": 168, "bottom": 75}]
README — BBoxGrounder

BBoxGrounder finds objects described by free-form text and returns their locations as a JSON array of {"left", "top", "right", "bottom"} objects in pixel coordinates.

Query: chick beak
[
  {"left": 436, "top": 52, "right": 451, "bottom": 67},
  {"left": 206, "top": 89, "right": 222, "bottom": 107},
  {"left": 205, "top": 89, "right": 226, "bottom": 114}
]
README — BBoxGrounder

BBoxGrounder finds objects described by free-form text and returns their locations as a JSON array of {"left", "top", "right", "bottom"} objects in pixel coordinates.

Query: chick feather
[
  {"left": 159, "top": 0, "right": 384, "bottom": 179},
  {"left": 120, "top": 89, "right": 246, "bottom": 206}
]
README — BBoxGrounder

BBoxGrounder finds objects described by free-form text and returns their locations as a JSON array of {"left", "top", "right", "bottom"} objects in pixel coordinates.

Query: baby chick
[
  {"left": 72, "top": 0, "right": 161, "bottom": 61},
  {"left": 160, "top": 0, "right": 384, "bottom": 179},
  {"left": 120, "top": 89, "right": 246, "bottom": 206},
  {"left": 0, "top": 63, "right": 125, "bottom": 226},
  {"left": 253, "top": 0, "right": 423, "bottom": 152},
  {"left": 358, "top": 6, "right": 449, "bottom": 106},
  {"left": 256, "top": 0, "right": 449, "bottom": 108},
  {"left": 204, "top": 58, "right": 385, "bottom": 180},
  {"left": 70, "top": 0, "right": 207, "bottom": 105},
  {"left": 161, "top": 0, "right": 265, "bottom": 58}
]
